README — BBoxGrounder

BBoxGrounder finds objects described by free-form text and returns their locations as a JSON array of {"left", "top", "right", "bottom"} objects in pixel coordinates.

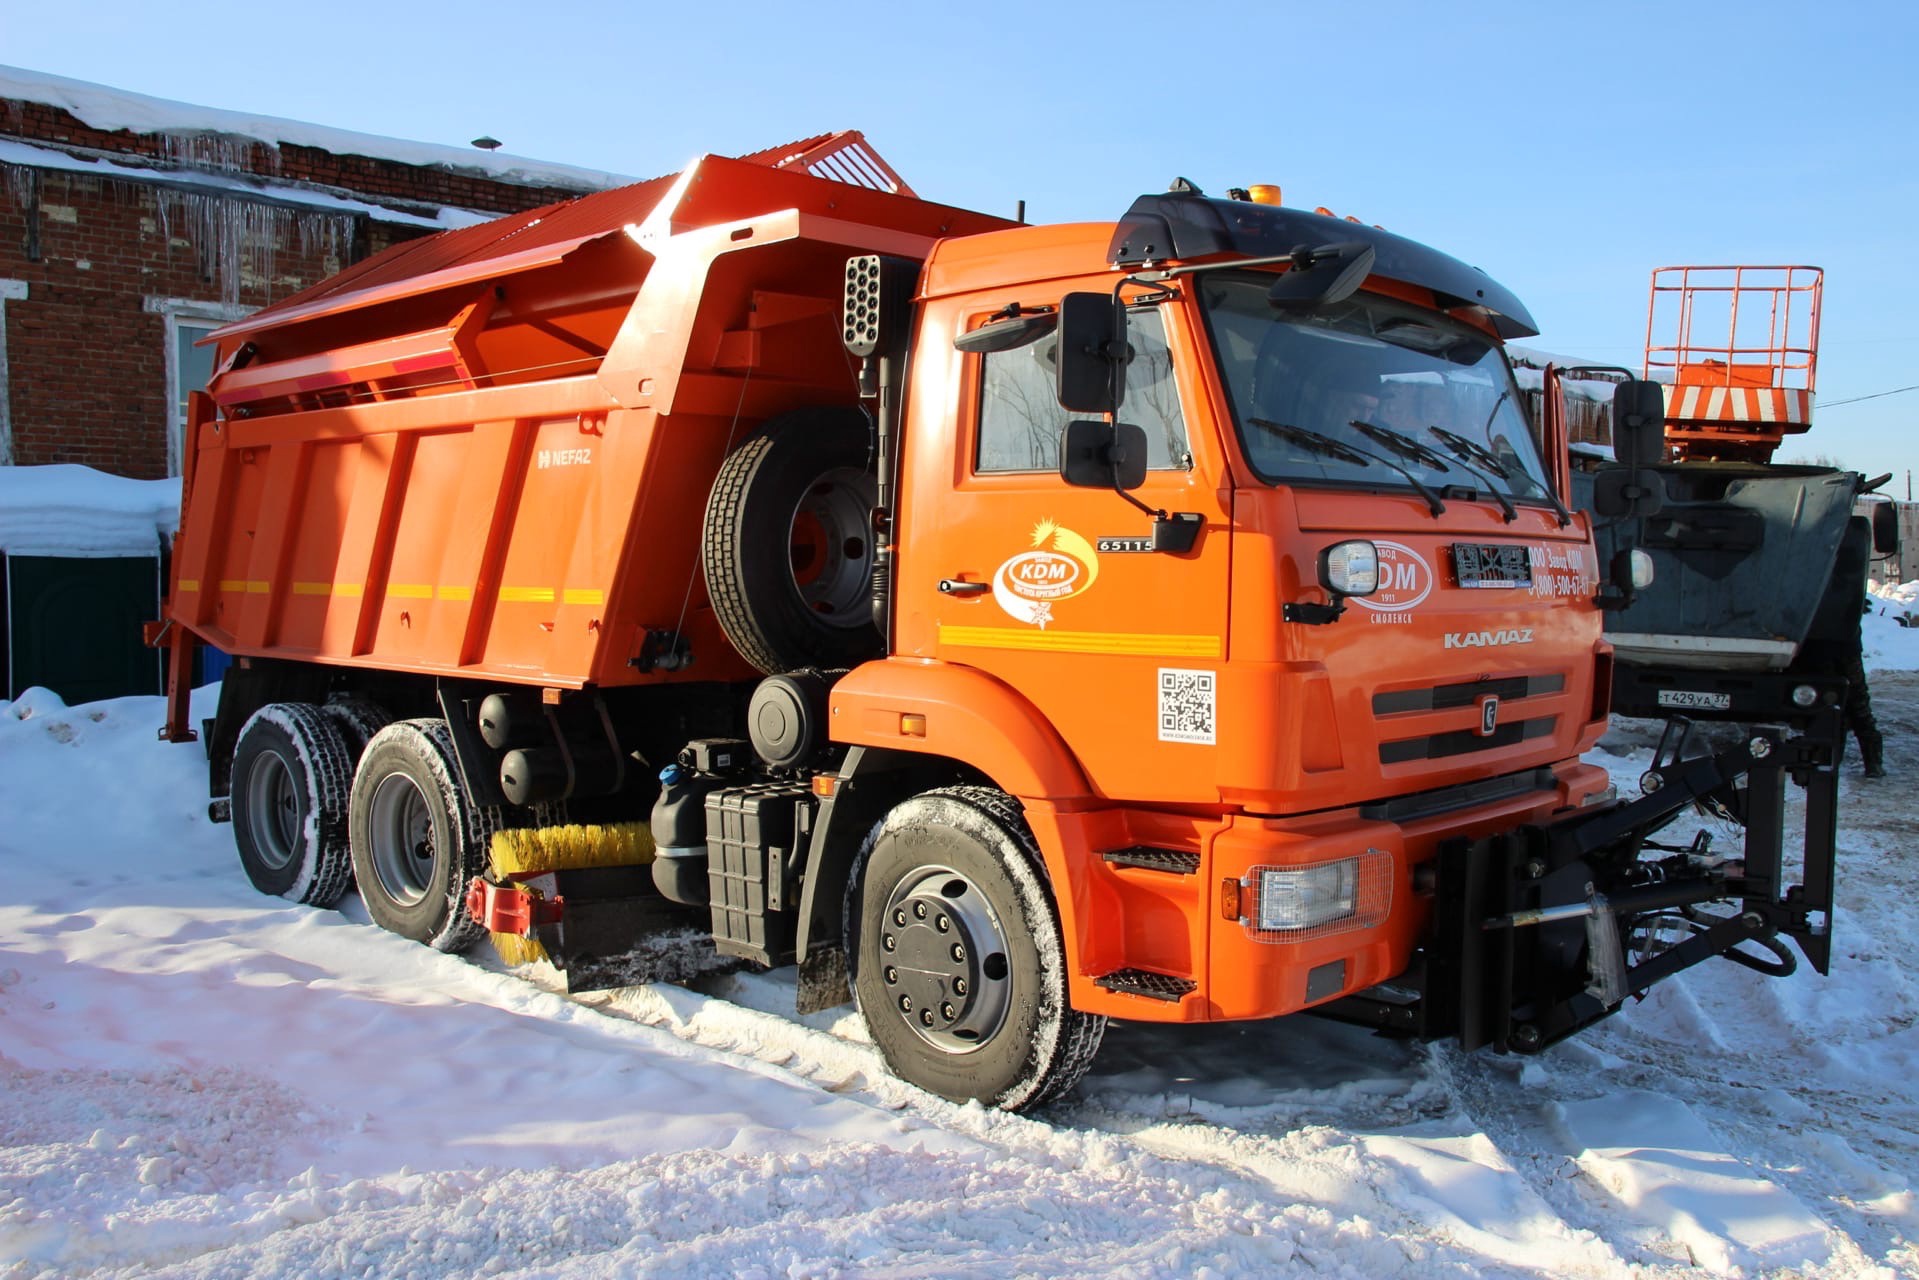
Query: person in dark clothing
[{"left": 1792, "top": 516, "right": 1886, "bottom": 777}]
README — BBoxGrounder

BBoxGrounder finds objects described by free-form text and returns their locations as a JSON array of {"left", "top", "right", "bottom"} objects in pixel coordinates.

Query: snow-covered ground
[{"left": 3, "top": 619, "right": 1917, "bottom": 1278}]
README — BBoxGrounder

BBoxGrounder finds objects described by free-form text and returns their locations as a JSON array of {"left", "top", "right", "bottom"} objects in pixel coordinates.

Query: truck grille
[
  {"left": 1378, "top": 717, "right": 1555, "bottom": 764},
  {"left": 1372, "top": 673, "right": 1564, "bottom": 715}
]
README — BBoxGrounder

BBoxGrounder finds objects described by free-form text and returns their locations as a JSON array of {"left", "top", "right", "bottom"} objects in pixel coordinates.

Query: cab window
[{"left": 976, "top": 307, "right": 1191, "bottom": 474}]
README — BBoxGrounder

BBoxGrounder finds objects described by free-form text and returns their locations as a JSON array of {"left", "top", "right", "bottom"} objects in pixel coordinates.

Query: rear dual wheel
[
  {"left": 230, "top": 703, "right": 356, "bottom": 907},
  {"left": 347, "top": 719, "right": 490, "bottom": 953}
]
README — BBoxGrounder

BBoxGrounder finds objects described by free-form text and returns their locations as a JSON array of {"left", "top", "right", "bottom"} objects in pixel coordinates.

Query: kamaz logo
[{"left": 1443, "top": 628, "right": 1535, "bottom": 648}]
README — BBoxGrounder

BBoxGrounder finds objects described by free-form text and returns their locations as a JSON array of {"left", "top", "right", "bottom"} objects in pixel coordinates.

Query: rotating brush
[{"left": 486, "top": 822, "right": 656, "bottom": 966}]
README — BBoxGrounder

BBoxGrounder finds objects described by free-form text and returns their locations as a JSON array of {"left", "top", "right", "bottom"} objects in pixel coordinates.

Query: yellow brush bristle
[
  {"left": 489, "top": 822, "right": 657, "bottom": 876},
  {"left": 491, "top": 931, "right": 549, "bottom": 967},
  {"left": 485, "top": 823, "right": 656, "bottom": 968}
]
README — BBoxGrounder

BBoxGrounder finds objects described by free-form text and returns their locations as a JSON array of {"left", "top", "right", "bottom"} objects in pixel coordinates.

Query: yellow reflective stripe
[
  {"left": 437, "top": 586, "right": 472, "bottom": 602},
  {"left": 498, "top": 586, "right": 557, "bottom": 603},
  {"left": 562, "top": 588, "right": 604, "bottom": 606},
  {"left": 386, "top": 583, "right": 434, "bottom": 599},
  {"left": 291, "top": 581, "right": 364, "bottom": 597},
  {"left": 219, "top": 579, "right": 270, "bottom": 594},
  {"left": 176, "top": 579, "right": 199, "bottom": 592},
  {"left": 939, "top": 625, "right": 1222, "bottom": 658}
]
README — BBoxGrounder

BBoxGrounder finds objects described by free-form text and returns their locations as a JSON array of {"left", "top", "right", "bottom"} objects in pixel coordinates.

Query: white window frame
[
  {"left": 0, "top": 280, "right": 27, "bottom": 466},
  {"left": 145, "top": 297, "right": 253, "bottom": 477}
]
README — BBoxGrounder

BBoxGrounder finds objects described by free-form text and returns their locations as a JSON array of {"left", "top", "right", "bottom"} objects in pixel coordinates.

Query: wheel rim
[
  {"left": 244, "top": 751, "right": 300, "bottom": 871},
  {"left": 788, "top": 467, "right": 876, "bottom": 630},
  {"left": 877, "top": 864, "right": 1013, "bottom": 1055},
  {"left": 365, "top": 770, "right": 437, "bottom": 907}
]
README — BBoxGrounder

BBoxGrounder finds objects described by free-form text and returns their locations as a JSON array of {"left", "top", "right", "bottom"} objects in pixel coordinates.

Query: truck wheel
[
  {"left": 704, "top": 407, "right": 880, "bottom": 674},
  {"left": 230, "top": 703, "right": 356, "bottom": 907},
  {"left": 320, "top": 696, "right": 390, "bottom": 764},
  {"left": 849, "top": 786, "right": 1106, "bottom": 1111},
  {"left": 348, "top": 719, "right": 490, "bottom": 953}
]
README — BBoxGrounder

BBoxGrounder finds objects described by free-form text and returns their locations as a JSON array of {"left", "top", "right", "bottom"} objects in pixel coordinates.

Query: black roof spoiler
[{"left": 1109, "top": 193, "right": 1539, "bottom": 339}]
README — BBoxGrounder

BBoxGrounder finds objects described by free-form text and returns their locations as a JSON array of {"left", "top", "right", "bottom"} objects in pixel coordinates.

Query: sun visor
[{"left": 1109, "top": 193, "right": 1538, "bottom": 339}]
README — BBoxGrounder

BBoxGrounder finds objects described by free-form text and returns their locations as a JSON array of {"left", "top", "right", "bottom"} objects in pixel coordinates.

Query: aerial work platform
[{"left": 1644, "top": 264, "right": 1823, "bottom": 462}]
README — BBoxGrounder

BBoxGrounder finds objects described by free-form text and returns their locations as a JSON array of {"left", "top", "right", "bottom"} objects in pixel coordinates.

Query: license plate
[
  {"left": 1656, "top": 689, "right": 1732, "bottom": 711},
  {"left": 1452, "top": 543, "right": 1532, "bottom": 588}
]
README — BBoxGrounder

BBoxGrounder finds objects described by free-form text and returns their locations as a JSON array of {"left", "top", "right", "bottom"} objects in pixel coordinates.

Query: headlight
[
  {"left": 1239, "top": 850, "right": 1392, "bottom": 941},
  {"left": 1628, "top": 549, "right": 1655, "bottom": 590},
  {"left": 1320, "top": 540, "right": 1379, "bottom": 597},
  {"left": 1256, "top": 862, "right": 1357, "bottom": 930}
]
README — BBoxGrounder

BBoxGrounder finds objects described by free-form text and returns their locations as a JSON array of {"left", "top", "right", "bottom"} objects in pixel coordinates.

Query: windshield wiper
[
  {"left": 1349, "top": 419, "right": 1456, "bottom": 474},
  {"left": 1444, "top": 400, "right": 1574, "bottom": 528},
  {"left": 1249, "top": 417, "right": 1445, "bottom": 516},
  {"left": 1425, "top": 426, "right": 1519, "bottom": 523}
]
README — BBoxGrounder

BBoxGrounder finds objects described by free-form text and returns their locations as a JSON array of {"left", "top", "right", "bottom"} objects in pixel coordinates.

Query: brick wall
[{"left": 0, "top": 96, "right": 601, "bottom": 479}]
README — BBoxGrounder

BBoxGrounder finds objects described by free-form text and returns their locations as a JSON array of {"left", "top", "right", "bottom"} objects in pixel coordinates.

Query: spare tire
[{"left": 703, "top": 407, "right": 881, "bottom": 674}]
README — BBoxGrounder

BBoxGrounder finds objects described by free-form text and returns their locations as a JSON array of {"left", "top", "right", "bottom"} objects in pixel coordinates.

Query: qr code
[{"left": 1157, "top": 668, "right": 1216, "bottom": 745}]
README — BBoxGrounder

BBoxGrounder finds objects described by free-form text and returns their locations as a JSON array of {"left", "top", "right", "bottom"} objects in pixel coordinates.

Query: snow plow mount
[
  {"left": 466, "top": 876, "right": 566, "bottom": 937},
  {"left": 1323, "top": 698, "right": 1841, "bottom": 1054}
]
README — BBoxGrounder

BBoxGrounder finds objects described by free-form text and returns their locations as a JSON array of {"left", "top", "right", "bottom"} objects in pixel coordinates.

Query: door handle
[{"left": 938, "top": 579, "right": 989, "bottom": 597}]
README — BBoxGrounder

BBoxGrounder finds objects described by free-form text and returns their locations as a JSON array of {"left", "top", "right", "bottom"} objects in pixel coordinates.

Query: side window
[
  {"left": 976, "top": 307, "right": 1192, "bottom": 474},
  {"left": 147, "top": 298, "right": 251, "bottom": 477},
  {"left": 172, "top": 319, "right": 220, "bottom": 470}
]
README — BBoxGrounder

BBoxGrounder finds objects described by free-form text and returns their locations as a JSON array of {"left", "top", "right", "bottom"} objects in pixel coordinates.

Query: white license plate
[{"left": 1656, "top": 689, "right": 1732, "bottom": 711}]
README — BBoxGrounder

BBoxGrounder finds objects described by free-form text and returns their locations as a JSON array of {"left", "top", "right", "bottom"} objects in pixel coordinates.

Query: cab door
[{"left": 895, "top": 293, "right": 1233, "bottom": 803}]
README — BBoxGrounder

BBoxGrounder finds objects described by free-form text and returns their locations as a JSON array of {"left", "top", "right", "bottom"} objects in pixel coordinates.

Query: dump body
[
  {"left": 168, "top": 156, "right": 1011, "bottom": 688},
  {"left": 1580, "top": 263, "right": 1855, "bottom": 673},
  {"left": 1578, "top": 461, "right": 1859, "bottom": 670}
]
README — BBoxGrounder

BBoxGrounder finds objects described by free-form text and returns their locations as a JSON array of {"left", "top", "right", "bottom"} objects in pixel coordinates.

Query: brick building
[{"left": 0, "top": 66, "right": 628, "bottom": 480}]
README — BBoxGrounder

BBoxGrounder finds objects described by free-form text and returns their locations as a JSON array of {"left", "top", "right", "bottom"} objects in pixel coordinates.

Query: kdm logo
[
  {"left": 994, "top": 519, "right": 1099, "bottom": 627},
  {"left": 1350, "top": 541, "right": 1432, "bottom": 612}
]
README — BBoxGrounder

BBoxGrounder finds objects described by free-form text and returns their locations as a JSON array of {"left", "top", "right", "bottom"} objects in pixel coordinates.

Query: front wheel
[{"left": 850, "top": 787, "right": 1106, "bottom": 1111}]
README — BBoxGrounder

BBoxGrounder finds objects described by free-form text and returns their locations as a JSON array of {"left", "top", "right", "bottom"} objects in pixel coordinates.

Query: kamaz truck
[{"left": 154, "top": 138, "right": 1835, "bottom": 1109}]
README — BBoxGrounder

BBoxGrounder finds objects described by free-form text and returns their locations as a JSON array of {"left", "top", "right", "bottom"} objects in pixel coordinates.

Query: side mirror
[
  {"left": 1061, "top": 420, "right": 1148, "bottom": 491},
  {"left": 1056, "top": 292, "right": 1127, "bottom": 414},
  {"left": 1871, "top": 500, "right": 1899, "bottom": 555},
  {"left": 1610, "top": 379, "right": 1667, "bottom": 470},
  {"left": 1268, "top": 242, "right": 1376, "bottom": 311},
  {"left": 1591, "top": 467, "right": 1665, "bottom": 519}
]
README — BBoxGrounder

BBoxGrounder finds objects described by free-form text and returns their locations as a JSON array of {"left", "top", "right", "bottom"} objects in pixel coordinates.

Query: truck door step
[
  {"left": 1094, "top": 968, "right": 1198, "bottom": 1002},
  {"left": 1100, "top": 846, "right": 1201, "bottom": 874}
]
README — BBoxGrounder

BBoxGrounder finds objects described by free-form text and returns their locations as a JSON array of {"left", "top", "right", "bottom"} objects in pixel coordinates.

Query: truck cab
[{"left": 829, "top": 190, "right": 1615, "bottom": 1056}]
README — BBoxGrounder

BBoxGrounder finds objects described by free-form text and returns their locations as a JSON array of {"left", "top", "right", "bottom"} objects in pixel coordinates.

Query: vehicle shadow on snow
[{"left": 1063, "top": 1014, "right": 1441, "bottom": 1135}]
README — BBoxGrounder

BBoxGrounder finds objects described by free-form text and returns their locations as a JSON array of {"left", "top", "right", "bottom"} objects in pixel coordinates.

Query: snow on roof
[
  {"left": 0, "top": 137, "right": 492, "bottom": 230},
  {"left": 0, "top": 64, "right": 632, "bottom": 193},
  {"left": 0, "top": 465, "right": 179, "bottom": 557}
]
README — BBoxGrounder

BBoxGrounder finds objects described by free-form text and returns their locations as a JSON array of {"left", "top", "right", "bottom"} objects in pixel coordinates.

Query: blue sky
[{"left": 12, "top": 1, "right": 1917, "bottom": 489}]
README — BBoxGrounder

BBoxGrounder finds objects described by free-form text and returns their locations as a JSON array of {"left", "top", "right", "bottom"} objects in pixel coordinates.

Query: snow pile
[
  {"left": 0, "top": 465, "right": 179, "bottom": 557},
  {"left": 1, "top": 679, "right": 1916, "bottom": 1275},
  {"left": 1867, "top": 579, "right": 1919, "bottom": 668},
  {"left": 0, "top": 65, "right": 629, "bottom": 192}
]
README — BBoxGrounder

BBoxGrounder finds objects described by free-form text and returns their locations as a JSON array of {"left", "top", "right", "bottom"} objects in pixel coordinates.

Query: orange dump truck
[{"left": 159, "top": 142, "right": 1833, "bottom": 1109}]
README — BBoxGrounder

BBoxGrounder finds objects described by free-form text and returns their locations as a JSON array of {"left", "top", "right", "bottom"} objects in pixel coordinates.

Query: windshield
[{"left": 1198, "top": 275, "right": 1552, "bottom": 504}]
